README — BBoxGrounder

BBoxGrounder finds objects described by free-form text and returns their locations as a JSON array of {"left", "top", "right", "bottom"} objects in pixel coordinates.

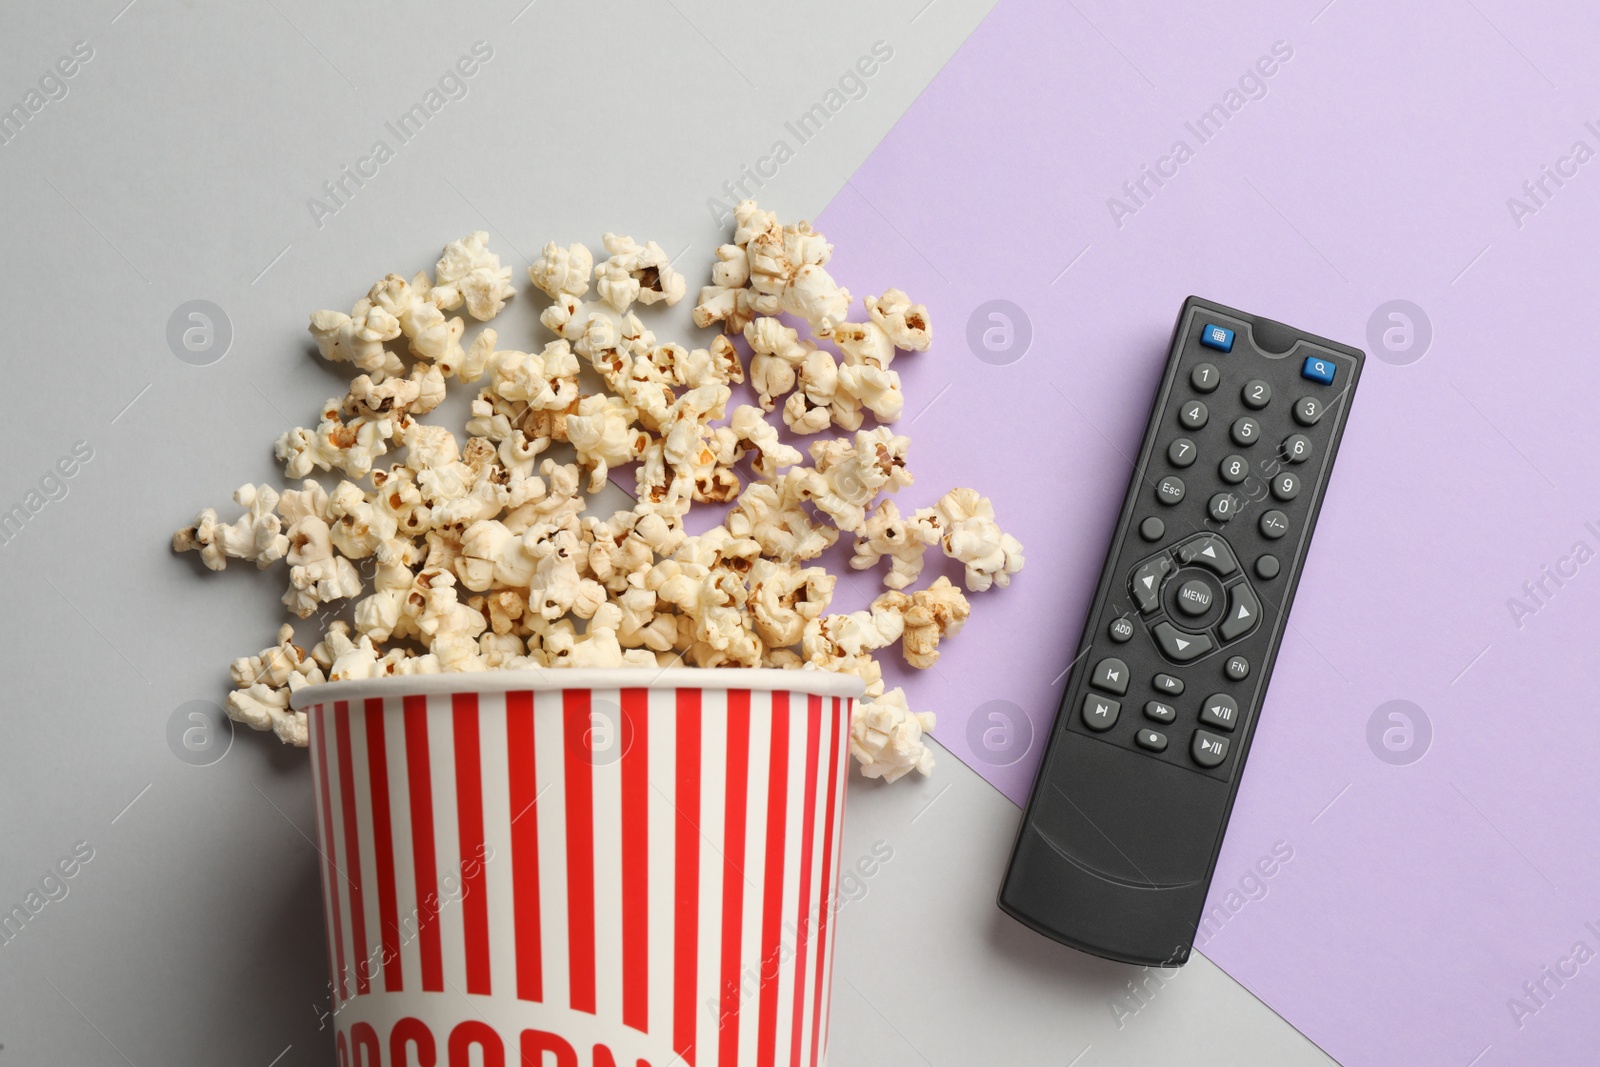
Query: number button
[
  {"left": 1219, "top": 454, "right": 1248, "bottom": 484},
  {"left": 1281, "top": 434, "right": 1313, "bottom": 464},
  {"left": 1208, "top": 492, "right": 1238, "bottom": 523},
  {"left": 1168, "top": 438, "right": 1197, "bottom": 468},
  {"left": 1157, "top": 476, "right": 1186, "bottom": 505},
  {"left": 1294, "top": 396, "right": 1324, "bottom": 426},
  {"left": 1242, "top": 379, "right": 1272, "bottom": 409},
  {"left": 1190, "top": 363, "right": 1220, "bottom": 393},
  {"left": 1230, "top": 417, "right": 1260, "bottom": 446},
  {"left": 1180, "top": 401, "right": 1208, "bottom": 430},
  {"left": 1272, "top": 472, "right": 1300, "bottom": 501},
  {"left": 1260, "top": 510, "right": 1289, "bottom": 539}
]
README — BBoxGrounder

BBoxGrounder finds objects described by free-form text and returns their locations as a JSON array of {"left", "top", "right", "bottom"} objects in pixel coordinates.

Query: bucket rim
[{"left": 289, "top": 666, "right": 866, "bottom": 709}]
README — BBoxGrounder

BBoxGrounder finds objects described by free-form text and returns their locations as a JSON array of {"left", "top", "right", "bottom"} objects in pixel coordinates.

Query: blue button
[
  {"left": 1200, "top": 324, "right": 1234, "bottom": 352},
  {"left": 1301, "top": 356, "right": 1336, "bottom": 385}
]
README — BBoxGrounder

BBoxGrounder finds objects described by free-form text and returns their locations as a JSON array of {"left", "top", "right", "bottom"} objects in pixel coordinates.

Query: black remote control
[{"left": 999, "top": 297, "right": 1363, "bottom": 967}]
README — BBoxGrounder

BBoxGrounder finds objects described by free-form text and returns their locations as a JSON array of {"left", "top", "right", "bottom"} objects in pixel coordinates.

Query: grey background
[{"left": 0, "top": 2, "right": 1334, "bottom": 1064}]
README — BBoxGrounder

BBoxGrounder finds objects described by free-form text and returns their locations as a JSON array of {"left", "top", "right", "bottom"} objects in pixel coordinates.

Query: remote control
[{"left": 998, "top": 297, "right": 1363, "bottom": 967}]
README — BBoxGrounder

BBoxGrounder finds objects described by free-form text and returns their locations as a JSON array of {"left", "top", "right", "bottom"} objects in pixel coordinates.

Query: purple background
[{"left": 813, "top": 1, "right": 1600, "bottom": 1064}]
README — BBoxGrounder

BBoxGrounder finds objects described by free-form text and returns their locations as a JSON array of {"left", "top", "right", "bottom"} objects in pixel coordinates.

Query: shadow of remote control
[{"left": 999, "top": 296, "right": 1364, "bottom": 967}]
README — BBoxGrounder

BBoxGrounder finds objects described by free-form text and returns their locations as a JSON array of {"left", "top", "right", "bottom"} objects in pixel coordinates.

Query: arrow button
[
  {"left": 1151, "top": 621, "right": 1215, "bottom": 663},
  {"left": 1130, "top": 556, "right": 1174, "bottom": 614},
  {"left": 1219, "top": 582, "right": 1262, "bottom": 641},
  {"left": 1176, "top": 534, "right": 1238, "bottom": 576}
]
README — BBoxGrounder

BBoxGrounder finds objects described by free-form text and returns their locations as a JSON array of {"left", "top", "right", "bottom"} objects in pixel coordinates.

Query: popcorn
[
  {"left": 850, "top": 688, "right": 937, "bottom": 782},
  {"left": 837, "top": 362, "right": 904, "bottom": 423},
  {"left": 173, "top": 213, "right": 1023, "bottom": 778},
  {"left": 275, "top": 399, "right": 402, "bottom": 481},
  {"left": 308, "top": 306, "right": 404, "bottom": 382},
  {"left": 431, "top": 231, "right": 516, "bottom": 321},
  {"left": 173, "top": 484, "right": 287, "bottom": 571},
  {"left": 528, "top": 241, "right": 593, "bottom": 300},
  {"left": 850, "top": 500, "right": 939, "bottom": 590},
  {"left": 866, "top": 289, "right": 933, "bottom": 352},
  {"left": 226, "top": 624, "right": 324, "bottom": 746},
  {"left": 875, "top": 577, "right": 970, "bottom": 669},
  {"left": 744, "top": 317, "right": 811, "bottom": 411},
  {"left": 565, "top": 394, "right": 651, "bottom": 493},
  {"left": 282, "top": 515, "right": 363, "bottom": 618},
  {"left": 932, "top": 488, "right": 1026, "bottom": 592},
  {"left": 802, "top": 428, "right": 913, "bottom": 533},
  {"left": 593, "top": 233, "right": 686, "bottom": 312}
]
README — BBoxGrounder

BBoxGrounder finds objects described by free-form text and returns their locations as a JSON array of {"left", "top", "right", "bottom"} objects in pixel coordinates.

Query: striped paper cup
[{"left": 291, "top": 667, "right": 864, "bottom": 1067}]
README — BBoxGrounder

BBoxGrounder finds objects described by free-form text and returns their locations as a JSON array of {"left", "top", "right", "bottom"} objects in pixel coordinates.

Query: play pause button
[
  {"left": 1200, "top": 694, "right": 1240, "bottom": 731},
  {"left": 1081, "top": 693, "right": 1121, "bottom": 732},
  {"left": 1191, "top": 729, "right": 1231, "bottom": 768}
]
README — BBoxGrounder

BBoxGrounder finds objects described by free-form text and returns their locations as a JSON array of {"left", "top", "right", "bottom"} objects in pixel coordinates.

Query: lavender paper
[{"left": 813, "top": 1, "right": 1600, "bottom": 1063}]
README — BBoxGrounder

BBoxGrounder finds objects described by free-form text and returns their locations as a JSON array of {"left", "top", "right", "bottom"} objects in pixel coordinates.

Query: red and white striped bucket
[{"left": 292, "top": 668, "right": 863, "bottom": 1067}]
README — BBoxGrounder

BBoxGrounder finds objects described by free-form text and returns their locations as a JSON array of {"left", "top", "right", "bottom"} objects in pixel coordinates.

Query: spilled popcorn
[{"left": 173, "top": 202, "right": 1023, "bottom": 782}]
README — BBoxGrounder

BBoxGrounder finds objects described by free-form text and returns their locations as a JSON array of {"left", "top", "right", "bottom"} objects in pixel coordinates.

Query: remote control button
[
  {"left": 1136, "top": 728, "right": 1168, "bottom": 753},
  {"left": 1190, "top": 363, "right": 1220, "bottom": 393},
  {"left": 1301, "top": 355, "right": 1336, "bottom": 384},
  {"left": 1225, "top": 655, "right": 1251, "bottom": 681},
  {"left": 1091, "top": 657, "right": 1130, "bottom": 695},
  {"left": 1281, "top": 434, "right": 1313, "bottom": 464},
  {"left": 1255, "top": 554, "right": 1280, "bottom": 580},
  {"left": 1208, "top": 492, "right": 1239, "bottom": 523},
  {"left": 1200, "top": 324, "right": 1235, "bottom": 352},
  {"left": 1131, "top": 557, "right": 1174, "bottom": 613},
  {"left": 1140, "top": 516, "right": 1165, "bottom": 542},
  {"left": 1218, "top": 584, "right": 1261, "bottom": 641},
  {"left": 1260, "top": 510, "right": 1289, "bottom": 540},
  {"left": 1219, "top": 454, "right": 1249, "bottom": 484},
  {"left": 1271, "top": 471, "right": 1300, "bottom": 501},
  {"left": 1179, "top": 401, "right": 1208, "bottom": 430},
  {"left": 1156, "top": 476, "right": 1185, "bottom": 505},
  {"left": 1144, "top": 700, "right": 1177, "bottom": 724},
  {"left": 1242, "top": 379, "right": 1272, "bottom": 409},
  {"left": 1175, "top": 534, "right": 1238, "bottom": 576},
  {"left": 1109, "top": 616, "right": 1134, "bottom": 643},
  {"left": 1199, "top": 695, "right": 1240, "bottom": 731},
  {"left": 1152, "top": 621, "right": 1215, "bottom": 662},
  {"left": 1168, "top": 438, "right": 1197, "bottom": 468},
  {"left": 1192, "top": 729, "right": 1230, "bottom": 767},
  {"left": 1175, "top": 579, "right": 1214, "bottom": 617},
  {"left": 1082, "top": 693, "right": 1120, "bottom": 732},
  {"left": 1153, "top": 673, "right": 1185, "bottom": 695},
  {"left": 1230, "top": 416, "right": 1261, "bottom": 446},
  {"left": 1294, "top": 396, "right": 1324, "bottom": 426}
]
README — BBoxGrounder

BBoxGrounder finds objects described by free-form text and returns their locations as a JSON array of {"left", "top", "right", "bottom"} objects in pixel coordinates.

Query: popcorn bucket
[{"left": 293, "top": 668, "right": 863, "bottom": 1067}]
